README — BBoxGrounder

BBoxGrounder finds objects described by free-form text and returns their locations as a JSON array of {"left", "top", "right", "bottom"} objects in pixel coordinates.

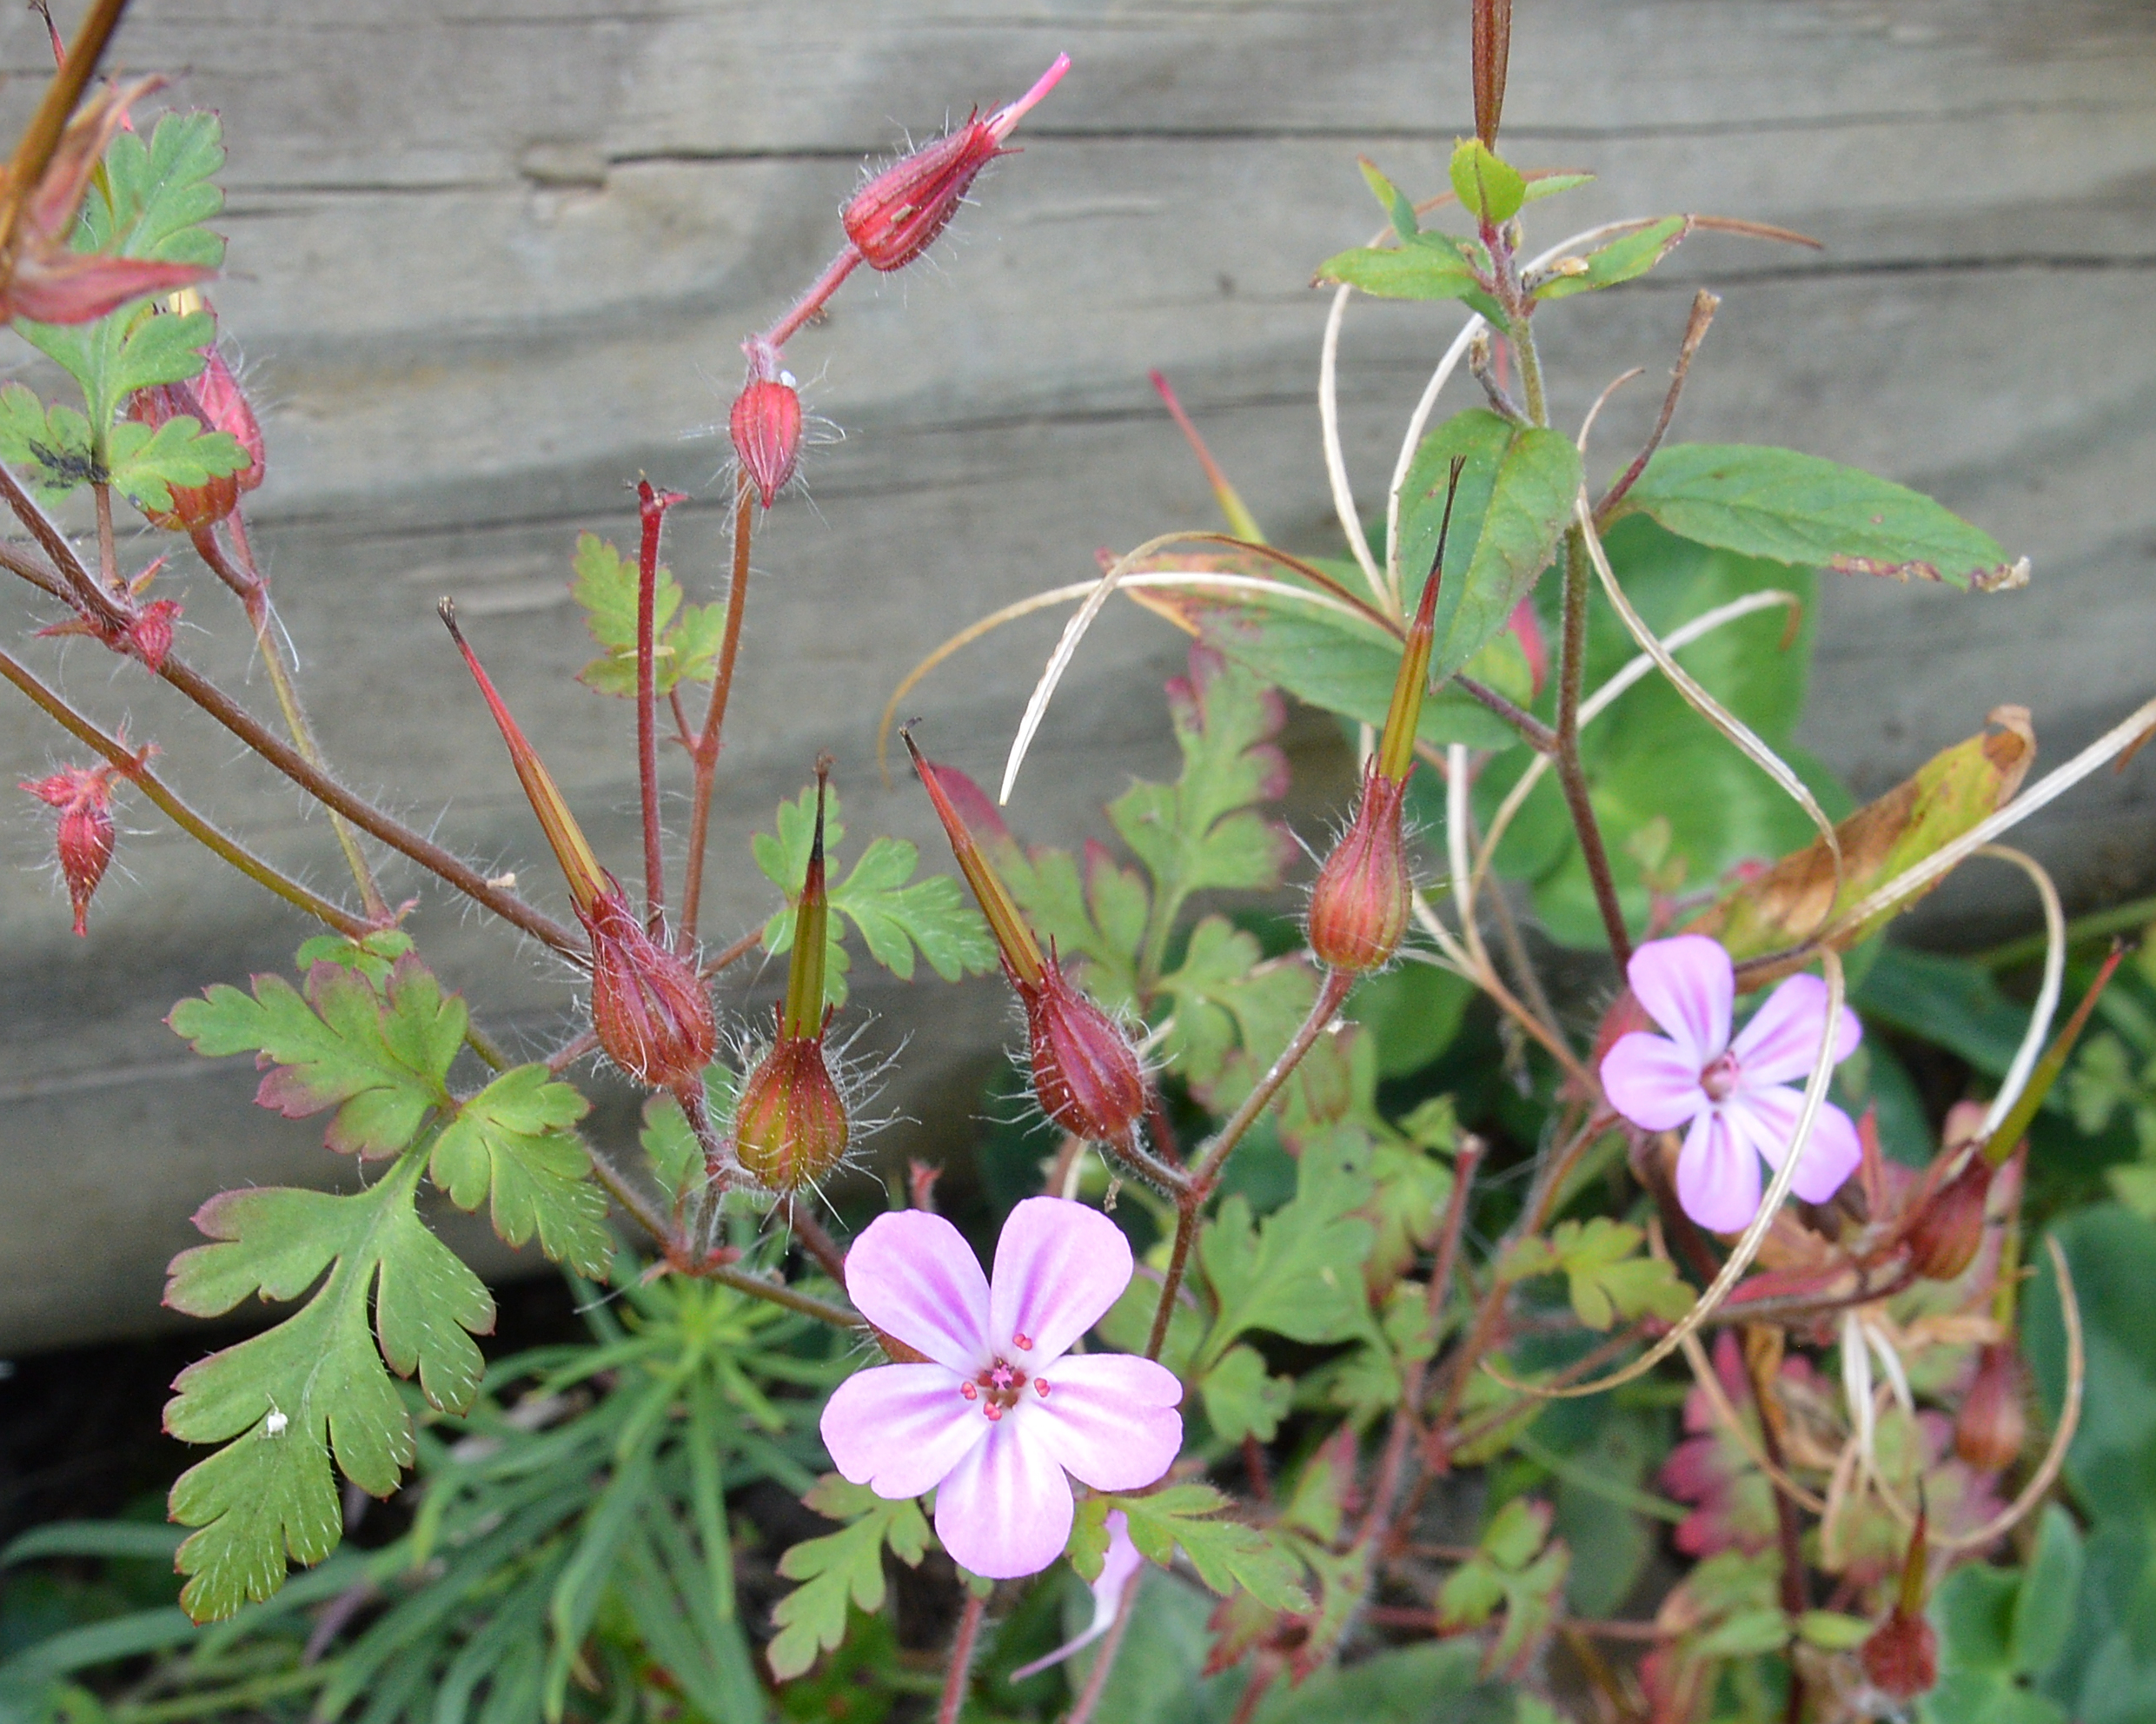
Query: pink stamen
[{"left": 989, "top": 54, "right": 1071, "bottom": 143}]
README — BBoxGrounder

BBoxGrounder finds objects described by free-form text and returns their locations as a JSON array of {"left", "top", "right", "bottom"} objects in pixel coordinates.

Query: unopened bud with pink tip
[
  {"left": 1954, "top": 1342, "right": 2027, "bottom": 1471},
  {"left": 123, "top": 304, "right": 265, "bottom": 533},
  {"left": 842, "top": 55, "right": 1070, "bottom": 274},
  {"left": 1860, "top": 1505, "right": 1938, "bottom": 1702},
  {"left": 1902, "top": 1149, "right": 1990, "bottom": 1283},
  {"left": 733, "top": 765, "right": 851, "bottom": 1190},
  {"left": 440, "top": 600, "right": 716, "bottom": 1091},
  {"left": 904, "top": 732, "right": 1146, "bottom": 1144},
  {"left": 21, "top": 745, "right": 150, "bottom": 935},
  {"left": 1307, "top": 457, "right": 1465, "bottom": 973},
  {"left": 730, "top": 358, "right": 803, "bottom": 510}
]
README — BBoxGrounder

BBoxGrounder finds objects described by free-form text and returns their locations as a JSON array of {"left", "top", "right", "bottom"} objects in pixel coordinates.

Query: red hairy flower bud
[
  {"left": 1954, "top": 1342, "right": 2027, "bottom": 1471},
  {"left": 20, "top": 752, "right": 147, "bottom": 936},
  {"left": 731, "top": 375, "right": 802, "bottom": 509},
  {"left": 1308, "top": 767, "right": 1410, "bottom": 972},
  {"left": 735, "top": 1033, "right": 850, "bottom": 1190},
  {"left": 841, "top": 56, "right": 1069, "bottom": 273},
  {"left": 1861, "top": 1605, "right": 1938, "bottom": 1701},
  {"left": 581, "top": 885, "right": 718, "bottom": 1091},
  {"left": 1024, "top": 965, "right": 1148, "bottom": 1143},
  {"left": 127, "top": 597, "right": 180, "bottom": 672},
  {"left": 1903, "top": 1150, "right": 1990, "bottom": 1282}
]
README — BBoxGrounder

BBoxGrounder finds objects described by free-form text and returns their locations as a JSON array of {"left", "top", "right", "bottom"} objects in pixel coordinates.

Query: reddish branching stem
[{"left": 679, "top": 477, "right": 755, "bottom": 948}]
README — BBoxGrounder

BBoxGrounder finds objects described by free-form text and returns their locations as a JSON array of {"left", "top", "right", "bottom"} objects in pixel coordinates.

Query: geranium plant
[{"left": 3, "top": 3, "right": 2151, "bottom": 1721}]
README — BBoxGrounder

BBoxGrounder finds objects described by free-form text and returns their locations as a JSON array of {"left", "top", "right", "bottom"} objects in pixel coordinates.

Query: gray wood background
[{"left": 0, "top": 0, "right": 2148, "bottom": 1350}]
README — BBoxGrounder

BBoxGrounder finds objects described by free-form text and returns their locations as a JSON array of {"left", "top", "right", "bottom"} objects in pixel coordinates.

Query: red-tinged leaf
[{"left": 1686, "top": 707, "right": 2035, "bottom": 983}]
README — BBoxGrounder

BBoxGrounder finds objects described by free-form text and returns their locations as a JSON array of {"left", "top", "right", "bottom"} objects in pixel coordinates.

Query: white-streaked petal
[
  {"left": 820, "top": 1362, "right": 989, "bottom": 1499},
  {"left": 843, "top": 1210, "right": 992, "bottom": 1374},
  {"left": 1728, "top": 1085, "right": 1861, "bottom": 1205},
  {"left": 1601, "top": 1031, "right": 1708, "bottom": 1131},
  {"left": 1021, "top": 1353, "right": 1184, "bottom": 1493},
  {"left": 989, "top": 1197, "right": 1134, "bottom": 1366},
  {"left": 1675, "top": 1109, "right": 1760, "bottom": 1233},
  {"left": 1627, "top": 936, "right": 1735, "bottom": 1067},
  {"left": 1730, "top": 971, "right": 1862, "bottom": 1085},
  {"left": 932, "top": 1420, "right": 1075, "bottom": 1580},
  {"left": 1006, "top": 1512, "right": 1145, "bottom": 1683}
]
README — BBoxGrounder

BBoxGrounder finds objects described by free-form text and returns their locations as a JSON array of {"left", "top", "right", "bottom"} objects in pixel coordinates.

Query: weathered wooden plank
[{"left": 0, "top": 0, "right": 2150, "bottom": 1349}]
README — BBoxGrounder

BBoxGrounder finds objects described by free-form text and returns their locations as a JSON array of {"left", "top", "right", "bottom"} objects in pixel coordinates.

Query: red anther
[
  {"left": 1307, "top": 767, "right": 1411, "bottom": 973},
  {"left": 1034, "top": 1377, "right": 1051, "bottom": 1396},
  {"left": 984, "top": 1402, "right": 1003, "bottom": 1422},
  {"left": 730, "top": 375, "right": 802, "bottom": 509},
  {"left": 1012, "top": 1331, "right": 1032, "bottom": 1351},
  {"left": 959, "top": 1382, "right": 978, "bottom": 1401}
]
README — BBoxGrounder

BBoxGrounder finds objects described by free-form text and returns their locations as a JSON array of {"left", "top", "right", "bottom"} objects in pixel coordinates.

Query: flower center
[
  {"left": 1700, "top": 1050, "right": 1741, "bottom": 1102},
  {"left": 958, "top": 1354, "right": 1051, "bottom": 1420}
]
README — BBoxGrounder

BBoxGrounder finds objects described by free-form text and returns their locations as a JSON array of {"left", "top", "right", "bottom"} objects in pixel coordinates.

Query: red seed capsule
[
  {"left": 735, "top": 1031, "right": 850, "bottom": 1190},
  {"left": 730, "top": 375, "right": 803, "bottom": 509},
  {"left": 1307, "top": 767, "right": 1410, "bottom": 972},
  {"left": 581, "top": 884, "right": 718, "bottom": 1091},
  {"left": 1903, "top": 1151, "right": 1990, "bottom": 1282},
  {"left": 21, "top": 759, "right": 139, "bottom": 936},
  {"left": 1023, "top": 964, "right": 1148, "bottom": 1144},
  {"left": 1954, "top": 1343, "right": 2027, "bottom": 1471},
  {"left": 1861, "top": 1509, "right": 1938, "bottom": 1701}
]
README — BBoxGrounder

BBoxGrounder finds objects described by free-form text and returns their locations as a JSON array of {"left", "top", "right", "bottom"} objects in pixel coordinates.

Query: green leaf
[
  {"left": 1074, "top": 1485, "right": 1310, "bottom": 1613},
  {"left": 1436, "top": 1498, "right": 1569, "bottom": 1676},
  {"left": 758, "top": 783, "right": 995, "bottom": 1006},
  {"left": 1504, "top": 1217, "right": 1695, "bottom": 1330},
  {"left": 1314, "top": 233, "right": 1503, "bottom": 322},
  {"left": 1397, "top": 408, "right": 1582, "bottom": 683},
  {"left": 1196, "top": 1128, "right": 1378, "bottom": 1370},
  {"left": 1357, "top": 157, "right": 1418, "bottom": 241},
  {"left": 569, "top": 532, "right": 726, "bottom": 695},
  {"left": 1363, "top": 1119, "right": 1456, "bottom": 1296},
  {"left": 766, "top": 1476, "right": 930, "bottom": 1681},
  {"left": 93, "top": 112, "right": 229, "bottom": 269},
  {"left": 1521, "top": 171, "right": 1596, "bottom": 204},
  {"left": 1449, "top": 138, "right": 1527, "bottom": 224},
  {"left": 162, "top": 1150, "right": 495, "bottom": 1621},
  {"left": 169, "top": 953, "right": 464, "bottom": 1158},
  {"left": 1199, "top": 1344, "right": 1293, "bottom": 1444},
  {"left": 103, "top": 414, "right": 248, "bottom": 513},
  {"left": 1535, "top": 216, "right": 1689, "bottom": 301},
  {"left": 1616, "top": 442, "right": 2025, "bottom": 591},
  {"left": 0, "top": 383, "right": 97, "bottom": 496},
  {"left": 2011, "top": 1506, "right": 2083, "bottom": 1678},
  {"left": 2027, "top": 1205, "right": 2156, "bottom": 1522},
  {"left": 429, "top": 1064, "right": 611, "bottom": 1279}
]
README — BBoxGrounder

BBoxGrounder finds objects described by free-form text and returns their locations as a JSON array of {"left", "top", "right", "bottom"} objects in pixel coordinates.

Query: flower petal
[
  {"left": 1627, "top": 936, "right": 1734, "bottom": 1068},
  {"left": 820, "top": 1362, "right": 989, "bottom": 1499},
  {"left": 1729, "top": 972, "right": 1862, "bottom": 1086},
  {"left": 989, "top": 1196, "right": 1134, "bottom": 1365},
  {"left": 1675, "top": 1109, "right": 1760, "bottom": 1234},
  {"left": 843, "top": 1210, "right": 991, "bottom": 1373},
  {"left": 1020, "top": 1353, "right": 1184, "bottom": 1493},
  {"left": 1727, "top": 1085, "right": 1861, "bottom": 1206},
  {"left": 932, "top": 1418, "right": 1075, "bottom": 1580},
  {"left": 1602, "top": 1031, "right": 1708, "bottom": 1131},
  {"left": 1005, "top": 1512, "right": 1144, "bottom": 1682}
]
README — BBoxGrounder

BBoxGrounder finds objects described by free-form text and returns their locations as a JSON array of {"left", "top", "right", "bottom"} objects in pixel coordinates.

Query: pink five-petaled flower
[
  {"left": 821, "top": 1197, "right": 1182, "bottom": 1581},
  {"left": 1600, "top": 935, "right": 1862, "bottom": 1232}
]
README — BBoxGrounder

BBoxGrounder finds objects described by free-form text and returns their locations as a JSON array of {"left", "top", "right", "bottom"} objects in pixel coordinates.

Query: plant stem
[
  {"left": 0, "top": 0, "right": 130, "bottom": 251},
  {"left": 781, "top": 1195, "right": 851, "bottom": 1284},
  {"left": 1595, "top": 288, "right": 1720, "bottom": 524},
  {"left": 760, "top": 244, "right": 865, "bottom": 350},
  {"left": 0, "top": 477, "right": 585, "bottom": 953},
  {"left": 91, "top": 481, "right": 117, "bottom": 589},
  {"left": 679, "top": 477, "right": 754, "bottom": 947},
  {"left": 1452, "top": 673, "right": 1556, "bottom": 752},
  {"left": 936, "top": 1591, "right": 987, "bottom": 1724},
  {"left": 193, "top": 522, "right": 389, "bottom": 920},
  {"left": 1554, "top": 530, "right": 1633, "bottom": 966},
  {"left": 1065, "top": 1584, "right": 1139, "bottom": 1724},
  {"left": 1742, "top": 1330, "right": 1810, "bottom": 1722},
  {"left": 1147, "top": 967, "right": 1354, "bottom": 1361},
  {"left": 635, "top": 486, "right": 667, "bottom": 932},
  {"left": 0, "top": 646, "right": 371, "bottom": 936}
]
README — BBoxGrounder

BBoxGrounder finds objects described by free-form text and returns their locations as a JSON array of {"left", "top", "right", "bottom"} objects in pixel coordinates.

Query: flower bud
[
  {"left": 730, "top": 374, "right": 802, "bottom": 509},
  {"left": 125, "top": 328, "right": 263, "bottom": 533},
  {"left": 1954, "top": 1343, "right": 2027, "bottom": 1471},
  {"left": 582, "top": 885, "right": 718, "bottom": 1091},
  {"left": 1308, "top": 768, "right": 1410, "bottom": 972},
  {"left": 1860, "top": 1513, "right": 1936, "bottom": 1702},
  {"left": 841, "top": 56, "right": 1069, "bottom": 273},
  {"left": 733, "top": 766, "right": 850, "bottom": 1189},
  {"left": 21, "top": 763, "right": 121, "bottom": 935},
  {"left": 904, "top": 733, "right": 1146, "bottom": 1143},
  {"left": 1903, "top": 1151, "right": 1990, "bottom": 1283},
  {"left": 127, "top": 597, "right": 180, "bottom": 672}
]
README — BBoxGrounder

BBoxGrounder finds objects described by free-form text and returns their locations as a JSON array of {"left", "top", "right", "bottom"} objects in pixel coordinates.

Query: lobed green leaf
[{"left": 430, "top": 1064, "right": 611, "bottom": 1280}]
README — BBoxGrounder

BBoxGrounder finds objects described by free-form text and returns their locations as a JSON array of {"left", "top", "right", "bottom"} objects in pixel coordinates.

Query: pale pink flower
[
  {"left": 1006, "top": 1510, "right": 1145, "bottom": 1681},
  {"left": 820, "top": 1197, "right": 1183, "bottom": 1579},
  {"left": 1600, "top": 935, "right": 1862, "bottom": 1232}
]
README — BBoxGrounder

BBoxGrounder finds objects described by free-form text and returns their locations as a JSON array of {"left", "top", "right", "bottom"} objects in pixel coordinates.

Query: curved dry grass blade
[
  {"left": 1577, "top": 496, "right": 1843, "bottom": 898},
  {"left": 1820, "top": 695, "right": 2156, "bottom": 945},
  {"left": 1446, "top": 742, "right": 1488, "bottom": 972},
  {"left": 1975, "top": 844, "right": 2066, "bottom": 1137},
  {"left": 1576, "top": 367, "right": 1648, "bottom": 455},
  {"left": 1320, "top": 281, "right": 1392, "bottom": 610},
  {"left": 876, "top": 564, "right": 1386, "bottom": 785},
  {"left": 1470, "top": 591, "right": 1801, "bottom": 901},
  {"left": 999, "top": 531, "right": 1236, "bottom": 805},
  {"left": 1675, "top": 1330, "right": 1829, "bottom": 1515},
  {"left": 1483, "top": 947, "right": 1847, "bottom": 1400}
]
